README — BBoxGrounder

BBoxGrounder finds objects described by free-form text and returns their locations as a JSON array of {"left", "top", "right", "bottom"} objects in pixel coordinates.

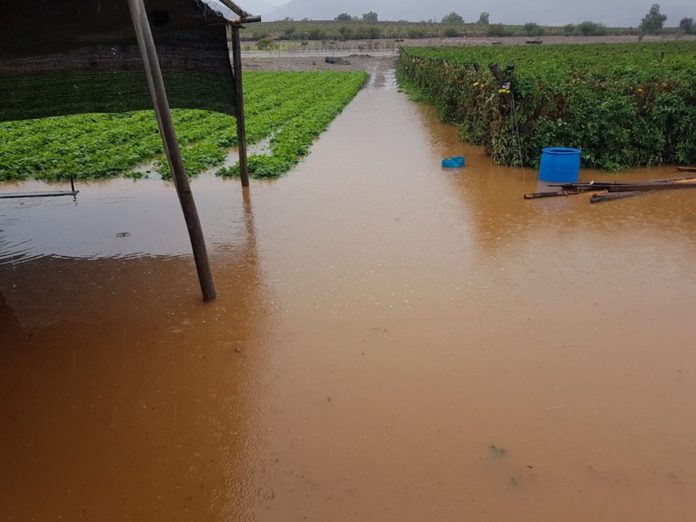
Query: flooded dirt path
[{"left": 2, "top": 62, "right": 696, "bottom": 521}]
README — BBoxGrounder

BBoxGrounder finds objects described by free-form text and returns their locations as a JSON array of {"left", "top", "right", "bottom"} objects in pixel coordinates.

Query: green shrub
[
  {"left": 523, "top": 23, "right": 545, "bottom": 36},
  {"left": 487, "top": 24, "right": 510, "bottom": 37},
  {"left": 576, "top": 21, "right": 608, "bottom": 36},
  {"left": 256, "top": 37, "right": 273, "bottom": 50},
  {"left": 397, "top": 43, "right": 696, "bottom": 170}
]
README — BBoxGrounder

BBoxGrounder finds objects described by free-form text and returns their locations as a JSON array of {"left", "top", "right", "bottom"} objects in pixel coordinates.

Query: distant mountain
[
  {"left": 241, "top": 0, "right": 276, "bottom": 15},
  {"left": 265, "top": 0, "right": 693, "bottom": 27},
  {"left": 207, "top": 0, "right": 276, "bottom": 17}
]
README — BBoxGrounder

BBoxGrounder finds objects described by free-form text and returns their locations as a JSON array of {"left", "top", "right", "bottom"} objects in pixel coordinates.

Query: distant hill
[
  {"left": 264, "top": 0, "right": 693, "bottom": 27},
  {"left": 242, "top": 0, "right": 276, "bottom": 15},
  {"left": 208, "top": 0, "right": 275, "bottom": 16}
]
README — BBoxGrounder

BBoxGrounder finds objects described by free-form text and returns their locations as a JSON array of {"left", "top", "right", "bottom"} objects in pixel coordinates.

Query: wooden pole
[
  {"left": 230, "top": 24, "right": 250, "bottom": 187},
  {"left": 127, "top": 0, "right": 216, "bottom": 301}
]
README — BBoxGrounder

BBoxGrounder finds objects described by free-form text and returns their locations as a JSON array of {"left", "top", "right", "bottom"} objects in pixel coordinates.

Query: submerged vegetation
[
  {"left": 0, "top": 71, "right": 366, "bottom": 181},
  {"left": 398, "top": 42, "right": 696, "bottom": 170},
  {"left": 218, "top": 71, "right": 366, "bottom": 178}
]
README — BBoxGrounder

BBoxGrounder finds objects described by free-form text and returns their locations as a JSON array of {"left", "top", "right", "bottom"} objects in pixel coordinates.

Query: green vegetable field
[
  {"left": 398, "top": 42, "right": 696, "bottom": 170},
  {"left": 0, "top": 71, "right": 366, "bottom": 181}
]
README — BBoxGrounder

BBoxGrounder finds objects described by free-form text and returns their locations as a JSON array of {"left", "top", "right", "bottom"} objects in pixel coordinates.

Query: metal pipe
[
  {"left": 229, "top": 24, "right": 250, "bottom": 187},
  {"left": 126, "top": 0, "right": 217, "bottom": 301}
]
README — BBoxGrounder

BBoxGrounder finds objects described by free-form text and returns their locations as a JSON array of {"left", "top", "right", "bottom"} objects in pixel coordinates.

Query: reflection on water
[
  {"left": 0, "top": 175, "right": 260, "bottom": 264},
  {"left": 0, "top": 186, "right": 268, "bottom": 520},
  {"left": 2, "top": 65, "right": 696, "bottom": 521}
]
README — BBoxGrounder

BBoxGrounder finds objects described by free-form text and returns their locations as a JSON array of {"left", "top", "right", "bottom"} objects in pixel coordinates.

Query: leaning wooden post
[
  {"left": 127, "top": 0, "right": 216, "bottom": 301},
  {"left": 229, "top": 24, "right": 250, "bottom": 187}
]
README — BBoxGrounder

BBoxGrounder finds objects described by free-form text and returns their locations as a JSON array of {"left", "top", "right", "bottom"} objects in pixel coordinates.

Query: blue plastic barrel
[
  {"left": 442, "top": 156, "right": 465, "bottom": 169},
  {"left": 538, "top": 147, "right": 581, "bottom": 183}
]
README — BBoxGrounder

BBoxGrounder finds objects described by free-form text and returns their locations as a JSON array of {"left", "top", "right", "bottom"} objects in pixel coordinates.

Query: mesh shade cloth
[{"left": 0, "top": 0, "right": 237, "bottom": 121}]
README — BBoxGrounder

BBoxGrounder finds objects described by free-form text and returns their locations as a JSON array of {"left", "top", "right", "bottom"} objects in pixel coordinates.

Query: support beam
[
  {"left": 127, "top": 0, "right": 216, "bottom": 301},
  {"left": 217, "top": 0, "right": 250, "bottom": 18},
  {"left": 230, "top": 24, "right": 250, "bottom": 187}
]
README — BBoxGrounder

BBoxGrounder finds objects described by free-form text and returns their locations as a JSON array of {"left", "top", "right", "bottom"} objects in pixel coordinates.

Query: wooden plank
[
  {"left": 0, "top": 191, "right": 79, "bottom": 199},
  {"left": 127, "top": 0, "right": 216, "bottom": 302},
  {"left": 527, "top": 176, "right": 696, "bottom": 202},
  {"left": 606, "top": 182, "right": 696, "bottom": 193},
  {"left": 590, "top": 191, "right": 643, "bottom": 204},
  {"left": 524, "top": 190, "right": 581, "bottom": 199},
  {"left": 549, "top": 177, "right": 696, "bottom": 191}
]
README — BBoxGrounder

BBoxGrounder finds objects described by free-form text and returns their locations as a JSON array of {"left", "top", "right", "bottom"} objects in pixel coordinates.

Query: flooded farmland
[{"left": 2, "top": 64, "right": 696, "bottom": 521}]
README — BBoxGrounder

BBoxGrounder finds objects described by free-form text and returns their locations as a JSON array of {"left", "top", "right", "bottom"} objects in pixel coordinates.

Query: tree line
[
  {"left": 329, "top": 4, "right": 693, "bottom": 35},
  {"left": 243, "top": 4, "right": 694, "bottom": 43}
]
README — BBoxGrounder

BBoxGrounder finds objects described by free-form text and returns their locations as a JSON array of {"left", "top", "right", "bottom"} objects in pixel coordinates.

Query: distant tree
[
  {"left": 523, "top": 22, "right": 545, "bottom": 36},
  {"left": 487, "top": 23, "right": 509, "bottom": 37},
  {"left": 367, "top": 26, "right": 382, "bottom": 38},
  {"left": 335, "top": 13, "right": 352, "bottom": 22},
  {"left": 562, "top": 23, "right": 576, "bottom": 35},
  {"left": 308, "top": 28, "right": 327, "bottom": 40},
  {"left": 256, "top": 37, "right": 272, "bottom": 50},
  {"left": 408, "top": 28, "right": 426, "bottom": 38},
  {"left": 478, "top": 12, "right": 490, "bottom": 25},
  {"left": 338, "top": 26, "right": 352, "bottom": 40},
  {"left": 679, "top": 17, "right": 695, "bottom": 34},
  {"left": 362, "top": 11, "right": 378, "bottom": 22},
  {"left": 443, "top": 27, "right": 460, "bottom": 37},
  {"left": 640, "top": 4, "right": 667, "bottom": 34},
  {"left": 576, "top": 21, "right": 608, "bottom": 36},
  {"left": 441, "top": 12, "right": 464, "bottom": 25},
  {"left": 281, "top": 17, "right": 294, "bottom": 22}
]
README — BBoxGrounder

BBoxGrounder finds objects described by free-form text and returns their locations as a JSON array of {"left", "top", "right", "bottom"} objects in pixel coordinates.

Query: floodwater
[{"left": 2, "top": 65, "right": 696, "bottom": 522}]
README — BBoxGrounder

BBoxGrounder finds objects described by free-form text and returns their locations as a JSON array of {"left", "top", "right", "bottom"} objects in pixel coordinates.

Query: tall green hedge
[{"left": 398, "top": 43, "right": 696, "bottom": 170}]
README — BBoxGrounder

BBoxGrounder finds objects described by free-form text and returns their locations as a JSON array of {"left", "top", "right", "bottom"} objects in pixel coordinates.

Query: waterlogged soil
[{"left": 2, "top": 61, "right": 696, "bottom": 521}]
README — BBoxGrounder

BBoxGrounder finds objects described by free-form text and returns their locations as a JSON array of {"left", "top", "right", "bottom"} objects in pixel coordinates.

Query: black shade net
[{"left": 0, "top": 0, "right": 237, "bottom": 122}]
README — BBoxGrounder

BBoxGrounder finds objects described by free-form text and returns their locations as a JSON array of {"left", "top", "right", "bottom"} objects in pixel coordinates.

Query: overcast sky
[{"left": 262, "top": 0, "right": 693, "bottom": 26}]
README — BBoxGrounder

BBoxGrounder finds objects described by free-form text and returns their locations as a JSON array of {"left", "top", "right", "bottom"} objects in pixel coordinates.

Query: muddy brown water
[{"left": 2, "top": 67, "right": 696, "bottom": 521}]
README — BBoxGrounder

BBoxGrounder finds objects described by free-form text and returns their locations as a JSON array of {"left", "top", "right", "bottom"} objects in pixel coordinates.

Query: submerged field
[
  {"left": 398, "top": 42, "right": 696, "bottom": 170},
  {"left": 4, "top": 54, "right": 696, "bottom": 521},
  {"left": 0, "top": 71, "right": 366, "bottom": 181}
]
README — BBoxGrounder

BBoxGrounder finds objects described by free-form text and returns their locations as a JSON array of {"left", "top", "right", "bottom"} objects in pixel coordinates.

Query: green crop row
[
  {"left": 218, "top": 71, "right": 366, "bottom": 178},
  {"left": 398, "top": 42, "right": 696, "bottom": 170},
  {"left": 0, "top": 71, "right": 366, "bottom": 181}
]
